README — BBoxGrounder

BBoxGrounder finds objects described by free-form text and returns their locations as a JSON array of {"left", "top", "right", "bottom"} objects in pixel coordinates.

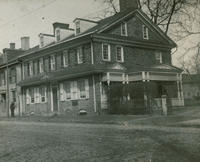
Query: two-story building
[
  {"left": 0, "top": 39, "right": 28, "bottom": 117},
  {"left": 17, "top": 0, "right": 184, "bottom": 115}
]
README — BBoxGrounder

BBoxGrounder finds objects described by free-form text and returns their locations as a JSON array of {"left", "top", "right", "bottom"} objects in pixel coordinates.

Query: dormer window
[
  {"left": 155, "top": 52, "right": 162, "bottom": 64},
  {"left": 143, "top": 25, "right": 149, "bottom": 40},
  {"left": 56, "top": 29, "right": 60, "bottom": 41},
  {"left": 40, "top": 35, "right": 44, "bottom": 47},
  {"left": 75, "top": 21, "right": 80, "bottom": 35},
  {"left": 121, "top": 22, "right": 127, "bottom": 36}
]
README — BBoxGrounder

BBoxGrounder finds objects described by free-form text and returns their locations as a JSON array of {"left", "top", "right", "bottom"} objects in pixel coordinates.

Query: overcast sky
[
  {"left": 0, "top": 0, "right": 106, "bottom": 51},
  {"left": 0, "top": 0, "right": 198, "bottom": 68}
]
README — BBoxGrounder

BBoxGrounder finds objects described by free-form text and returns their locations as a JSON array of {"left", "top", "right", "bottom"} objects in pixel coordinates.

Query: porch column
[
  {"left": 180, "top": 74, "right": 184, "bottom": 106},
  {"left": 126, "top": 75, "right": 130, "bottom": 100},
  {"left": 107, "top": 72, "right": 110, "bottom": 86}
]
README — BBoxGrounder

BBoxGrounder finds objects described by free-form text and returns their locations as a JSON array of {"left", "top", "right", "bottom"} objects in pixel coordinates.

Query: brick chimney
[
  {"left": 9, "top": 43, "right": 15, "bottom": 50},
  {"left": 119, "top": 0, "right": 139, "bottom": 12},
  {"left": 21, "top": 37, "right": 30, "bottom": 50}
]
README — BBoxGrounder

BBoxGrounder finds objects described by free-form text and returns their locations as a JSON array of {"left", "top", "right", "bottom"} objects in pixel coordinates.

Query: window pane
[{"left": 103, "top": 44, "right": 109, "bottom": 60}]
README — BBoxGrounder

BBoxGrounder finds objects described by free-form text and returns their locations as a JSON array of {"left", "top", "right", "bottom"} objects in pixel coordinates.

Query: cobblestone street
[{"left": 0, "top": 120, "right": 200, "bottom": 162}]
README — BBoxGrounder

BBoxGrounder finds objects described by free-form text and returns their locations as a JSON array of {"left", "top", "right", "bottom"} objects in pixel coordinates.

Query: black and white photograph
[{"left": 0, "top": 0, "right": 200, "bottom": 161}]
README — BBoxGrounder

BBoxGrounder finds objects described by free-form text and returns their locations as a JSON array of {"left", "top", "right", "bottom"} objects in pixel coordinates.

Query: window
[
  {"left": 39, "top": 58, "right": 44, "bottom": 73},
  {"left": 102, "top": 44, "right": 111, "bottom": 61},
  {"left": 29, "top": 88, "right": 34, "bottom": 104},
  {"left": 71, "top": 81, "right": 78, "bottom": 100},
  {"left": 56, "top": 29, "right": 60, "bottom": 41},
  {"left": 63, "top": 50, "right": 70, "bottom": 67},
  {"left": 11, "top": 91, "right": 16, "bottom": 102},
  {"left": 143, "top": 25, "right": 149, "bottom": 40},
  {"left": 155, "top": 52, "right": 163, "bottom": 64},
  {"left": 33, "top": 60, "right": 39, "bottom": 75},
  {"left": 9, "top": 68, "right": 16, "bottom": 84},
  {"left": 75, "top": 21, "right": 80, "bottom": 35},
  {"left": 28, "top": 61, "right": 33, "bottom": 76},
  {"left": 0, "top": 71, "right": 5, "bottom": 86},
  {"left": 64, "top": 82, "right": 71, "bottom": 100},
  {"left": 77, "top": 47, "right": 84, "bottom": 64},
  {"left": 121, "top": 22, "right": 127, "bottom": 36},
  {"left": 50, "top": 55, "right": 56, "bottom": 70},
  {"left": 78, "top": 79, "right": 89, "bottom": 99},
  {"left": 39, "top": 86, "right": 46, "bottom": 103},
  {"left": 116, "top": 46, "right": 124, "bottom": 62}
]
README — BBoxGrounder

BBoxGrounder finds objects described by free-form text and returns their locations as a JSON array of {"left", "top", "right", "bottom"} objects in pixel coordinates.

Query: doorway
[{"left": 52, "top": 86, "right": 58, "bottom": 112}]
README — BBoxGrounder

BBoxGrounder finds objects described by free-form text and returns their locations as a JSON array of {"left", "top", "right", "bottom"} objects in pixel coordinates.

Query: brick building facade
[{"left": 0, "top": 0, "right": 184, "bottom": 116}]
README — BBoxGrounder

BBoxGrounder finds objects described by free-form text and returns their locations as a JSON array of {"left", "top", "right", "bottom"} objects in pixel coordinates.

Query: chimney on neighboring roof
[
  {"left": 119, "top": 0, "right": 139, "bottom": 12},
  {"left": 21, "top": 37, "right": 30, "bottom": 50},
  {"left": 9, "top": 43, "right": 15, "bottom": 50}
]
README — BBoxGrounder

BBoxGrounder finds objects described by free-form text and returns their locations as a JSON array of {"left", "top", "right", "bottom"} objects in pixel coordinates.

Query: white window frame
[
  {"left": 71, "top": 81, "right": 78, "bottom": 100},
  {"left": 56, "top": 28, "right": 60, "bottom": 41},
  {"left": 50, "top": 55, "right": 56, "bottom": 71},
  {"left": 102, "top": 43, "right": 111, "bottom": 61},
  {"left": 63, "top": 50, "right": 69, "bottom": 67},
  {"left": 75, "top": 21, "right": 81, "bottom": 35},
  {"left": 116, "top": 46, "right": 124, "bottom": 62},
  {"left": 121, "top": 22, "right": 128, "bottom": 36},
  {"left": 29, "top": 88, "right": 35, "bottom": 104},
  {"left": 155, "top": 52, "right": 163, "bottom": 64},
  {"left": 143, "top": 25, "right": 149, "bottom": 40},
  {"left": 39, "top": 86, "right": 47, "bottom": 103},
  {"left": 34, "top": 87, "right": 40, "bottom": 103},
  {"left": 77, "top": 47, "right": 84, "bottom": 64}
]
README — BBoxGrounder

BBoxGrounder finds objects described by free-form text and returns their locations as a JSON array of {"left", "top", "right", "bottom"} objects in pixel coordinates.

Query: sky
[
  {"left": 0, "top": 0, "right": 105, "bottom": 51},
  {"left": 0, "top": 0, "right": 199, "bottom": 68}
]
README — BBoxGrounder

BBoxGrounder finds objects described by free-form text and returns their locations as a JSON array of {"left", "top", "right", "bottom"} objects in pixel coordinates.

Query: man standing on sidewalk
[{"left": 10, "top": 101, "right": 16, "bottom": 117}]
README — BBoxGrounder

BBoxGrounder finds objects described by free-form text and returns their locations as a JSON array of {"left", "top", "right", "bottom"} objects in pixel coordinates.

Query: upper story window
[
  {"left": 0, "top": 71, "right": 5, "bottom": 86},
  {"left": 75, "top": 21, "right": 81, "bottom": 35},
  {"left": 27, "top": 61, "right": 33, "bottom": 76},
  {"left": 50, "top": 55, "right": 56, "bottom": 70},
  {"left": 39, "top": 58, "right": 44, "bottom": 73},
  {"left": 9, "top": 67, "right": 16, "bottom": 84},
  {"left": 155, "top": 52, "right": 163, "bottom": 64},
  {"left": 102, "top": 44, "right": 111, "bottom": 61},
  {"left": 63, "top": 50, "right": 70, "bottom": 67},
  {"left": 121, "top": 22, "right": 127, "bottom": 36},
  {"left": 116, "top": 46, "right": 124, "bottom": 62},
  {"left": 142, "top": 25, "right": 149, "bottom": 40},
  {"left": 77, "top": 47, "right": 84, "bottom": 64},
  {"left": 56, "top": 29, "right": 60, "bottom": 41}
]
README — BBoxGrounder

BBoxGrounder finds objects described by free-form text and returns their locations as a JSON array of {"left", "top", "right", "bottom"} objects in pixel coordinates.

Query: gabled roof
[{"left": 19, "top": 8, "right": 176, "bottom": 59}]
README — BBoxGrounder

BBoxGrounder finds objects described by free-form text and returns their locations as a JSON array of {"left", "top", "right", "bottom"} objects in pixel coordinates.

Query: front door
[{"left": 52, "top": 86, "right": 58, "bottom": 112}]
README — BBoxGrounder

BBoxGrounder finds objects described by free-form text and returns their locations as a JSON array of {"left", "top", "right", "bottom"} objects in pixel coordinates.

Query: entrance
[{"left": 52, "top": 86, "right": 58, "bottom": 112}]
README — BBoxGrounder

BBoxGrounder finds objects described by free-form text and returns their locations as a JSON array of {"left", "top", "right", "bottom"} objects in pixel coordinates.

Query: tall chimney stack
[
  {"left": 119, "top": 0, "right": 139, "bottom": 12},
  {"left": 21, "top": 37, "right": 30, "bottom": 50},
  {"left": 9, "top": 43, "right": 15, "bottom": 50}
]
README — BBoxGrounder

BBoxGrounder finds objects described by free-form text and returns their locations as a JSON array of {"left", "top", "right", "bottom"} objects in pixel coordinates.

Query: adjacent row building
[{"left": 0, "top": 0, "right": 184, "bottom": 117}]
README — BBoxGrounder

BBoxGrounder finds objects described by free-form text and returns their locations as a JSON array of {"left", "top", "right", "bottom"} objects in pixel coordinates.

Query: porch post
[
  {"left": 142, "top": 72, "right": 148, "bottom": 112},
  {"left": 180, "top": 74, "right": 184, "bottom": 106}
]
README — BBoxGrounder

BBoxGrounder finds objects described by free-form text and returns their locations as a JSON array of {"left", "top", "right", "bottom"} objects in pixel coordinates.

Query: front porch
[{"left": 100, "top": 71, "right": 184, "bottom": 114}]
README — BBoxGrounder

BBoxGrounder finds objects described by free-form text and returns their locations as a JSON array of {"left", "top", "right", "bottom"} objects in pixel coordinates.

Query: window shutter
[
  {"left": 60, "top": 83, "right": 65, "bottom": 101},
  {"left": 85, "top": 79, "right": 89, "bottom": 98}
]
